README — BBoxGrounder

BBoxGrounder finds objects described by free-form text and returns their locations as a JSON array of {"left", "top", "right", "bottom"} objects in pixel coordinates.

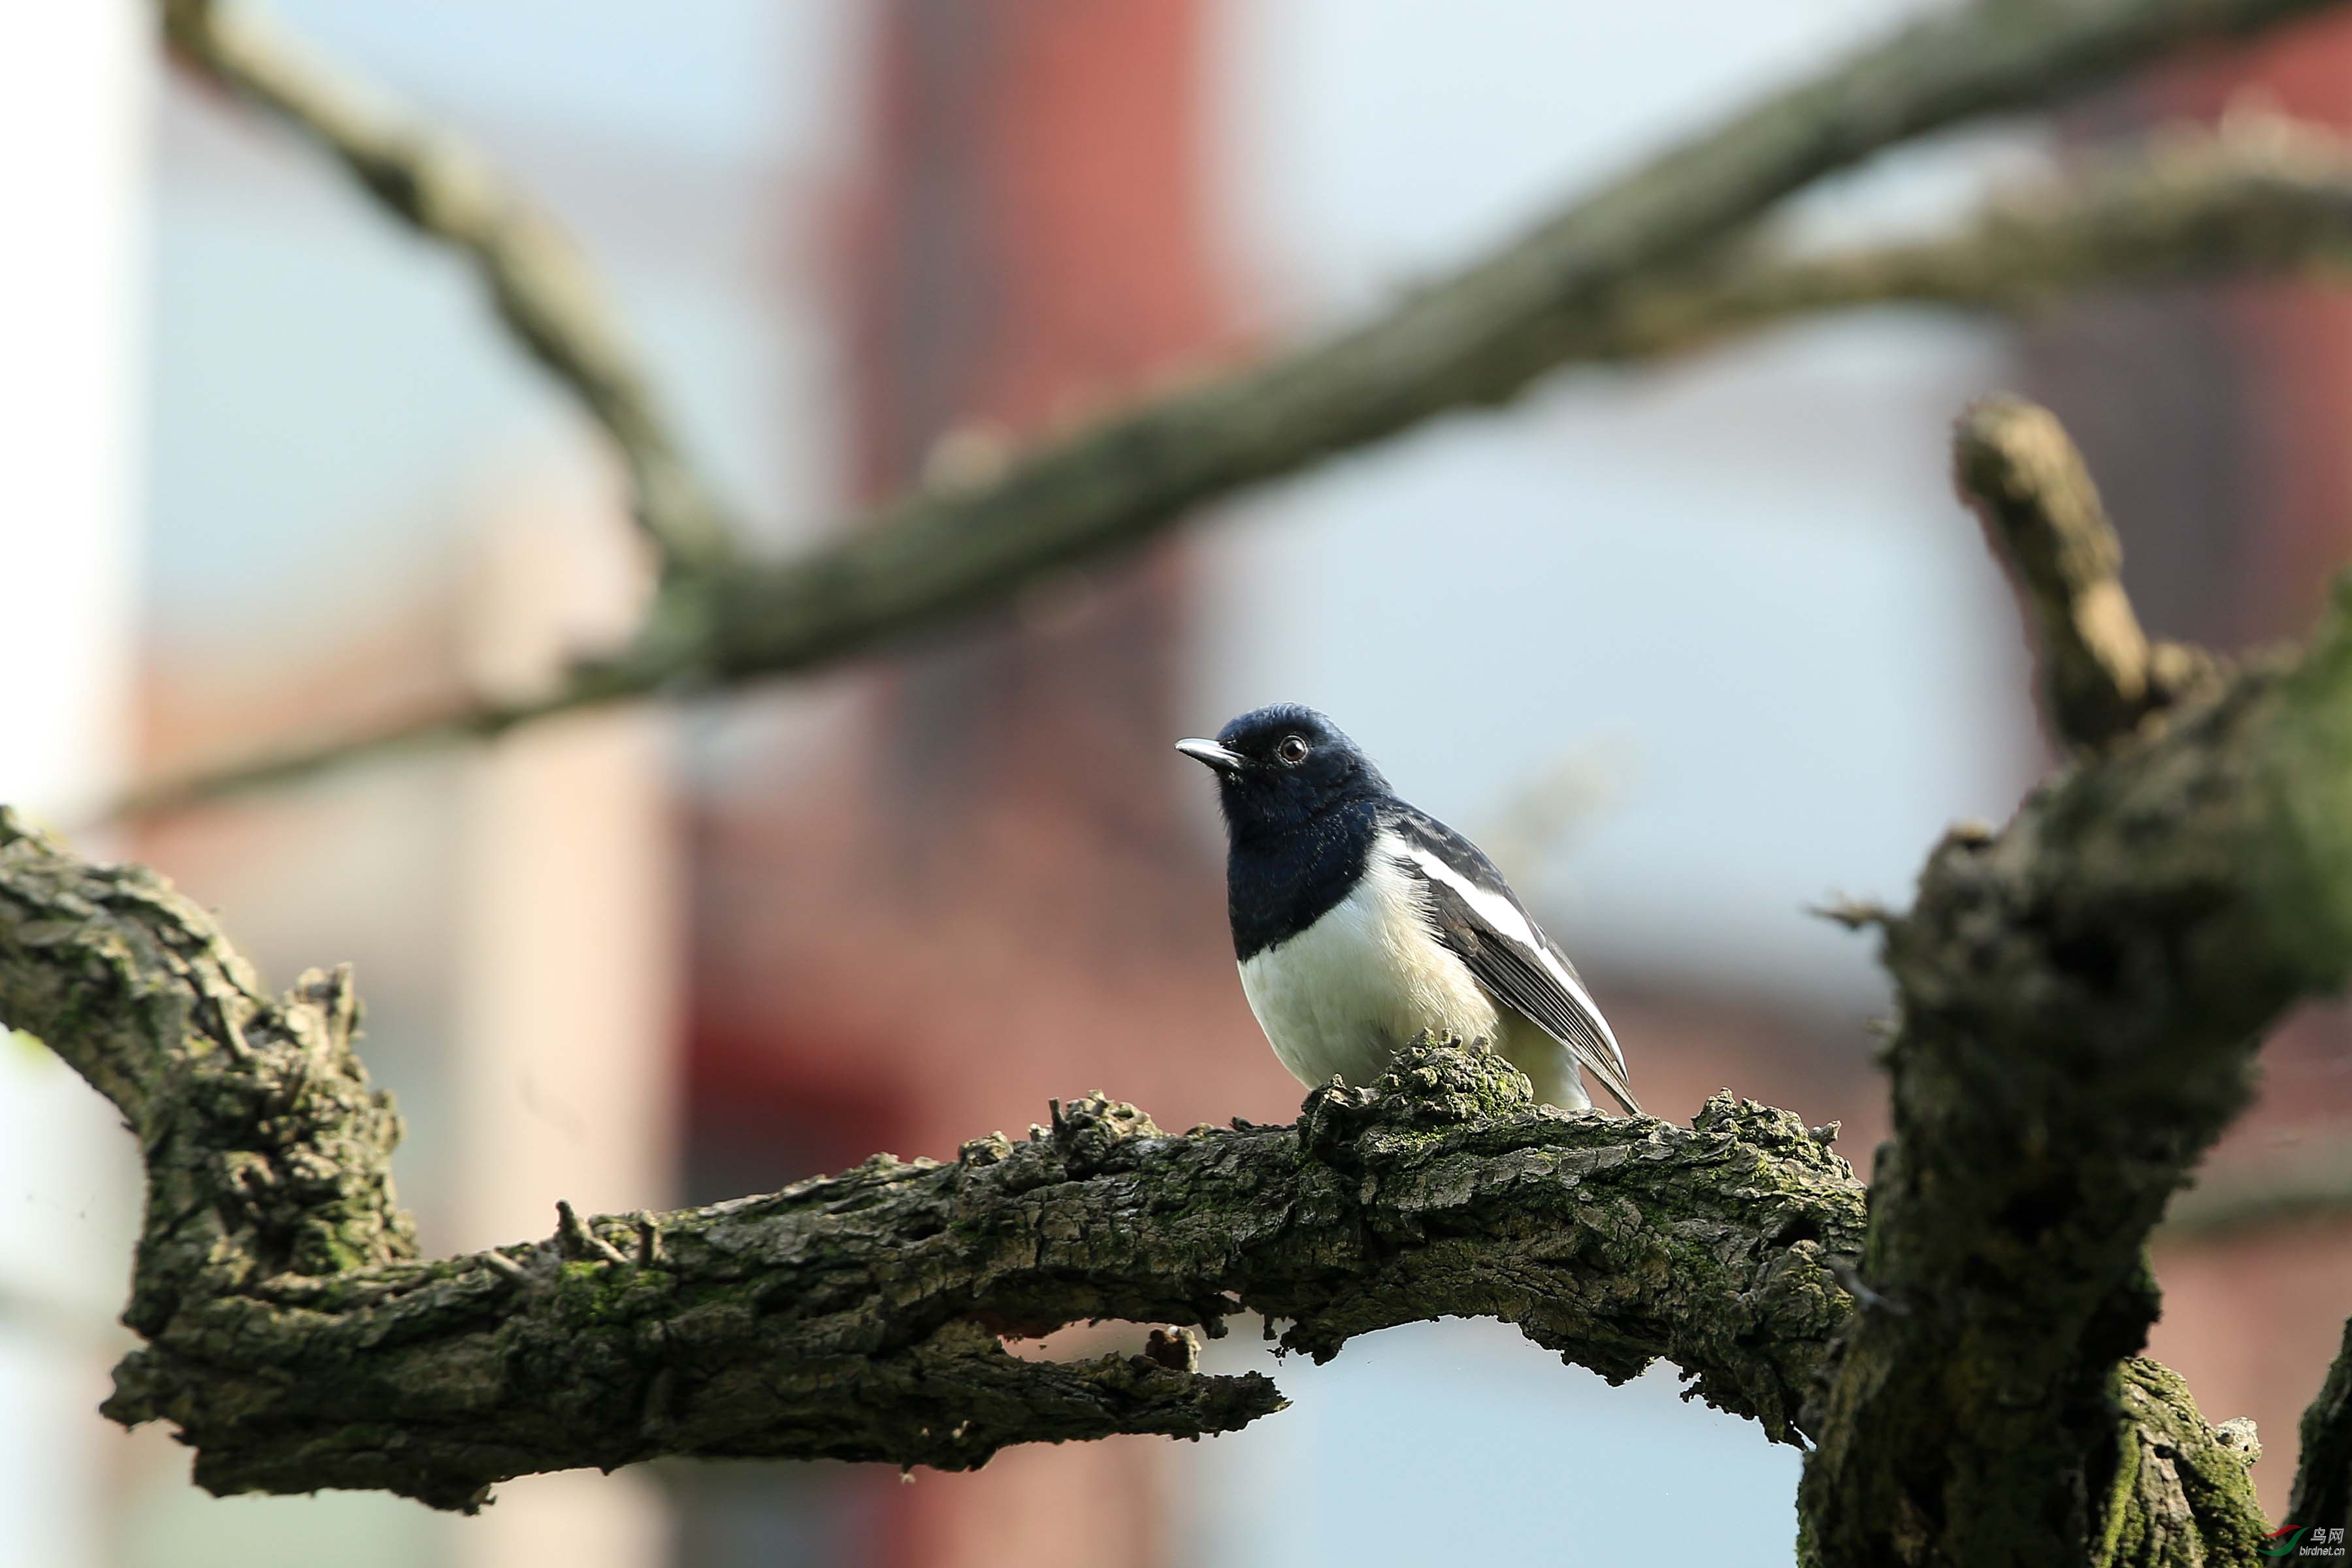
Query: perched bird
[{"left": 1178, "top": 704, "right": 1637, "bottom": 1114}]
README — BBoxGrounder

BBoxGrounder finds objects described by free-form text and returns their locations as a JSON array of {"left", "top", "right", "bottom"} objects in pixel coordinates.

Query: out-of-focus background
[{"left": 5, "top": 2, "right": 2352, "bottom": 1565}]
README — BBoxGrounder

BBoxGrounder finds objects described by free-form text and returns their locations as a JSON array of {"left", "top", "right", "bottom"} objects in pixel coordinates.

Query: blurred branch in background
[
  {"left": 1474, "top": 747, "right": 1626, "bottom": 905},
  {"left": 1580, "top": 116, "right": 2352, "bottom": 367},
  {"left": 2163, "top": 1140, "right": 2352, "bottom": 1240},
  {"left": 0, "top": 1281, "right": 133, "bottom": 1360},
  {"left": 109, "top": 0, "right": 2352, "bottom": 821},
  {"left": 157, "top": 0, "right": 740, "bottom": 577}
]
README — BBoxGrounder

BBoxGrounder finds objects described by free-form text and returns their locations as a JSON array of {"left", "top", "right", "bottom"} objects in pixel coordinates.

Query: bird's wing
[{"left": 1384, "top": 806, "right": 1639, "bottom": 1115}]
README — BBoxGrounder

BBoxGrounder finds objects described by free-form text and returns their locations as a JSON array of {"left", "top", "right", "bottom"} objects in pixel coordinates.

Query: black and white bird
[{"left": 1179, "top": 704, "right": 1637, "bottom": 1115}]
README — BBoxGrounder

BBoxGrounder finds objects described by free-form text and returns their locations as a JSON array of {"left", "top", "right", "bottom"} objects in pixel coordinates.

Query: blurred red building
[{"left": 683, "top": 5, "right": 1291, "bottom": 1563}]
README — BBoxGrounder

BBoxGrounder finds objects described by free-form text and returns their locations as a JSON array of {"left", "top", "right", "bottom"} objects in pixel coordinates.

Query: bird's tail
[{"left": 1573, "top": 1039, "right": 1641, "bottom": 1117}]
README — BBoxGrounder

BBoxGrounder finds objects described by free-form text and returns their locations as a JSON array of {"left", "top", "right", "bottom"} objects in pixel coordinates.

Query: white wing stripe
[{"left": 1397, "top": 840, "right": 1629, "bottom": 1077}]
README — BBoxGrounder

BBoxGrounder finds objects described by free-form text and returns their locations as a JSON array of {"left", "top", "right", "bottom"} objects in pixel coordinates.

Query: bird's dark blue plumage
[
  {"left": 1200, "top": 706, "right": 1389, "bottom": 961},
  {"left": 1177, "top": 704, "right": 1639, "bottom": 1115}
]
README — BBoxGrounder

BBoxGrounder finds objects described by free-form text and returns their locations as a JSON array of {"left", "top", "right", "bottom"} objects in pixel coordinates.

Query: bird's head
[{"left": 1177, "top": 704, "right": 1390, "bottom": 840}]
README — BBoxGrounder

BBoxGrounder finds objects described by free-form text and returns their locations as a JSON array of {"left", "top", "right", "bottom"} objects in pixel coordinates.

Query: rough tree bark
[
  {"left": 2297, "top": 1319, "right": 2352, "bottom": 1537},
  {"left": 0, "top": 843, "right": 1857, "bottom": 1509},
  {"left": 7, "top": 400, "right": 2352, "bottom": 1565},
  {"left": 1799, "top": 400, "right": 2352, "bottom": 1565},
  {"left": 9, "top": 0, "right": 2351, "bottom": 1561}
]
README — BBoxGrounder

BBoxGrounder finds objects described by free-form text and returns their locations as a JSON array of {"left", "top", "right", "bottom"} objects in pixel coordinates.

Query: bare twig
[
  {"left": 478, "top": 1249, "right": 531, "bottom": 1286},
  {"left": 1952, "top": 394, "right": 2222, "bottom": 747},
  {"left": 1810, "top": 896, "right": 1897, "bottom": 932},
  {"left": 554, "top": 1200, "right": 630, "bottom": 1267},
  {"left": 157, "top": 0, "right": 736, "bottom": 576},
  {"left": 115, "top": 117, "right": 2352, "bottom": 818},
  {"left": 1578, "top": 116, "right": 2352, "bottom": 364},
  {"left": 697, "top": 0, "right": 2352, "bottom": 688},
  {"left": 106, "top": 653, "right": 670, "bottom": 819},
  {"left": 1956, "top": 395, "right": 2162, "bottom": 745}
]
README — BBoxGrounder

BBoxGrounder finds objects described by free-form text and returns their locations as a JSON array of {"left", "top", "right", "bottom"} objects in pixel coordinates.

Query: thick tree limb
[
  {"left": 1953, "top": 398, "right": 2352, "bottom": 1540},
  {"left": 0, "top": 820, "right": 1863, "bottom": 1506},
  {"left": 16, "top": 463, "right": 2352, "bottom": 1558},
  {"left": 0, "top": 811, "right": 416, "bottom": 1340},
  {"left": 110, "top": 1, "right": 2352, "bottom": 819},
  {"left": 157, "top": 0, "right": 737, "bottom": 576},
  {"left": 1799, "top": 408, "right": 2352, "bottom": 1567},
  {"left": 2104, "top": 1360, "right": 2273, "bottom": 1567},
  {"left": 2292, "top": 1318, "right": 2352, "bottom": 1540}
]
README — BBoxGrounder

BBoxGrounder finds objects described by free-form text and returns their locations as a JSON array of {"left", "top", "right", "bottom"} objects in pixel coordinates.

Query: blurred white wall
[{"left": 0, "top": 7, "right": 150, "bottom": 1568}]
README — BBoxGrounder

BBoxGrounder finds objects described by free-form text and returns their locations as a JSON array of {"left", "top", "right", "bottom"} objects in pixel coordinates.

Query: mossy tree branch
[
  {"left": 31, "top": 0, "right": 2352, "bottom": 1555},
  {"left": 1795, "top": 405, "right": 2352, "bottom": 1566},
  {"left": 2293, "top": 1319, "right": 2352, "bottom": 1547},
  {"left": 0, "top": 811, "right": 415, "bottom": 1338},
  {"left": 9, "top": 403, "right": 2352, "bottom": 1561},
  {"left": 0, "top": 827, "right": 1860, "bottom": 1508},
  {"left": 110, "top": 0, "right": 2352, "bottom": 819},
  {"left": 2159, "top": 1136, "right": 2352, "bottom": 1241}
]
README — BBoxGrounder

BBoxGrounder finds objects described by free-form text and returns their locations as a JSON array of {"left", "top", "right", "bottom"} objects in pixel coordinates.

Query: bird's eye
[{"left": 1277, "top": 735, "right": 1309, "bottom": 766}]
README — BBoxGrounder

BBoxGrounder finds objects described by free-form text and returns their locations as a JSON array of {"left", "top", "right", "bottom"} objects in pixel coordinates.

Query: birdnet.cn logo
[{"left": 2268, "top": 1526, "right": 2349, "bottom": 1558}]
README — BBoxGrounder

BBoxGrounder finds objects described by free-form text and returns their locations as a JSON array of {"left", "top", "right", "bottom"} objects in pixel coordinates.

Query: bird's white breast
[{"left": 1237, "top": 845, "right": 1497, "bottom": 1092}]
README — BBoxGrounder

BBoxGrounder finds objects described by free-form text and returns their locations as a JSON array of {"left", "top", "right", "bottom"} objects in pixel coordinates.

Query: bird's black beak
[{"left": 1175, "top": 738, "right": 1245, "bottom": 775}]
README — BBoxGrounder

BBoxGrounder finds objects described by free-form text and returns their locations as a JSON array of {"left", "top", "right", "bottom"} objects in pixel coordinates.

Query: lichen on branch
[
  {"left": 1797, "top": 418, "right": 2352, "bottom": 1567},
  {"left": 0, "top": 832, "right": 1867, "bottom": 1509}
]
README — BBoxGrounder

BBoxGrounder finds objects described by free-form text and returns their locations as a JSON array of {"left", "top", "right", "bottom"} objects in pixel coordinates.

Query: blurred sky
[
  {"left": 1181, "top": 1324, "right": 1802, "bottom": 1562},
  {"left": 13, "top": 1, "right": 2067, "bottom": 1564}
]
